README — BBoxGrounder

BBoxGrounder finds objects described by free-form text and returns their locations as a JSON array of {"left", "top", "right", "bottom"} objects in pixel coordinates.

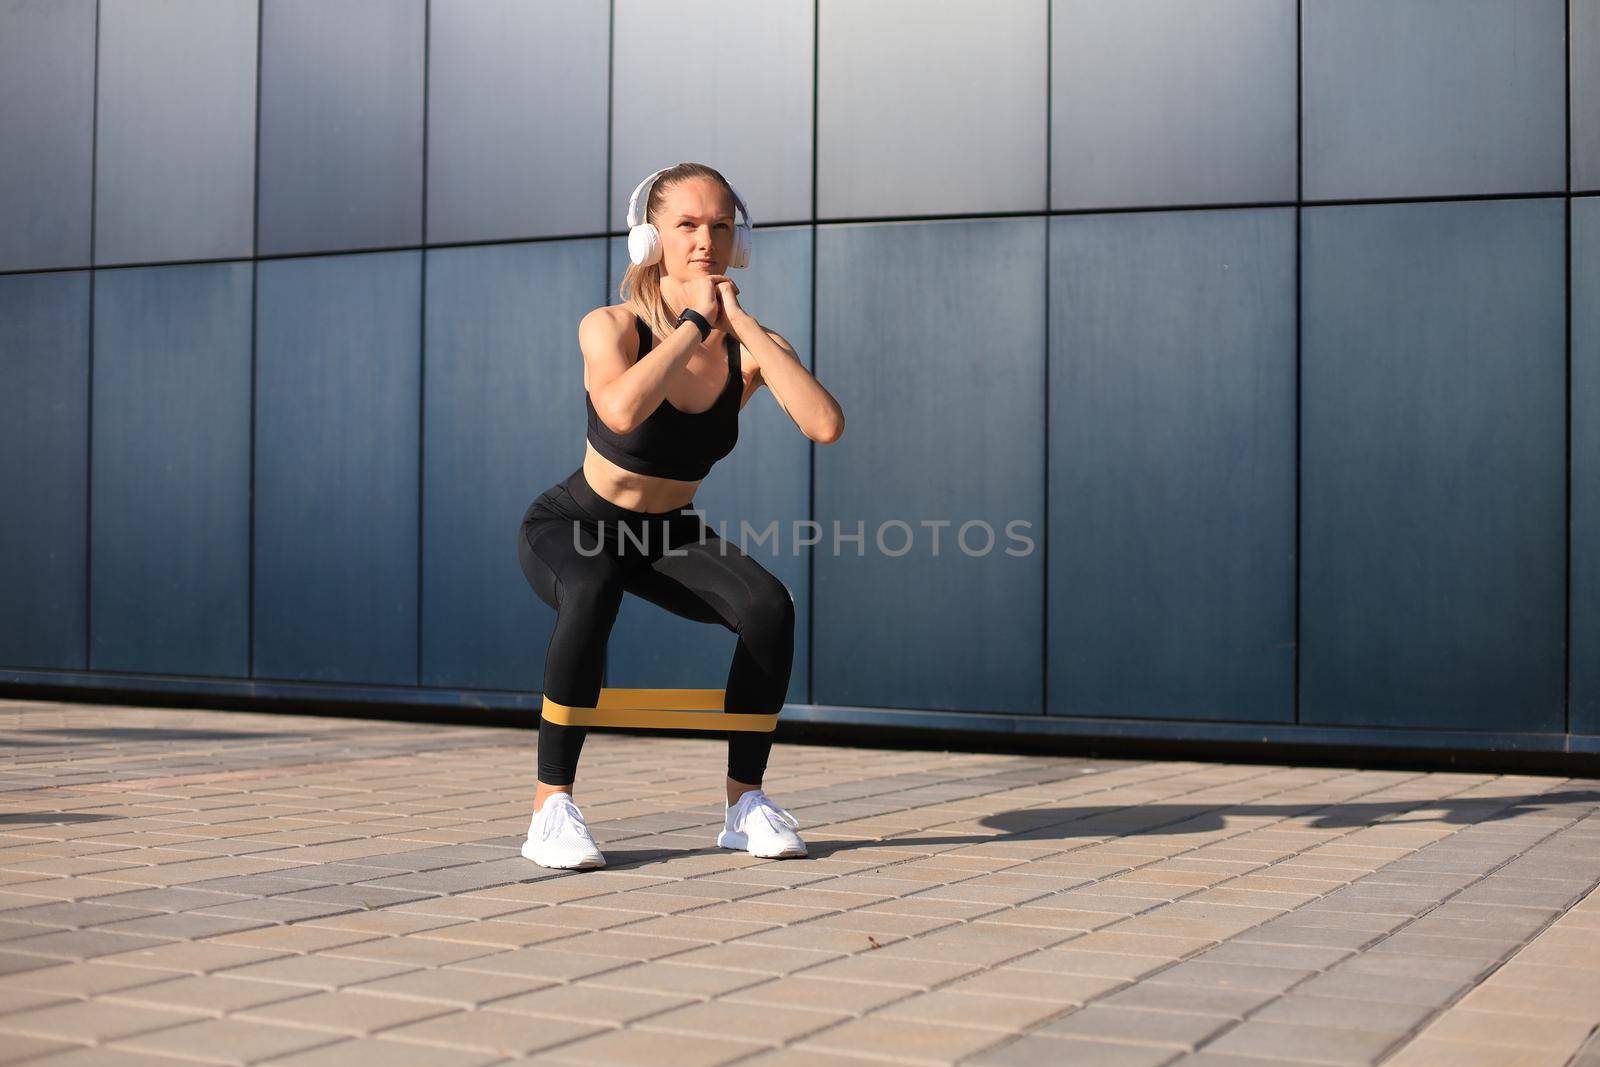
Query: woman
[{"left": 516, "top": 162, "right": 845, "bottom": 869}]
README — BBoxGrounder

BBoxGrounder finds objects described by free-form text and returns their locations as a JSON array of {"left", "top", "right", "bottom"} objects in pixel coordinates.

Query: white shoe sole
[
  {"left": 520, "top": 838, "right": 605, "bottom": 870},
  {"left": 717, "top": 828, "right": 807, "bottom": 858}
]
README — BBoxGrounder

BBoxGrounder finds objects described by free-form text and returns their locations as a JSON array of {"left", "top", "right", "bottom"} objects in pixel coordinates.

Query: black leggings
[{"left": 516, "top": 466, "right": 795, "bottom": 787}]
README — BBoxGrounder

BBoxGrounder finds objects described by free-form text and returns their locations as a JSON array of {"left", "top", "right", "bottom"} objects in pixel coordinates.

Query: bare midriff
[{"left": 581, "top": 445, "right": 701, "bottom": 513}]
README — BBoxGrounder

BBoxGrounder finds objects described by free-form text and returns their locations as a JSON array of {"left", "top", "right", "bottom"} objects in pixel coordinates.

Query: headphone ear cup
[
  {"left": 628, "top": 224, "right": 662, "bottom": 266},
  {"left": 729, "top": 225, "right": 751, "bottom": 269}
]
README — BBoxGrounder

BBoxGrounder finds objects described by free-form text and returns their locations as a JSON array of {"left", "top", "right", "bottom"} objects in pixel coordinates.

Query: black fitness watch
[{"left": 676, "top": 307, "right": 712, "bottom": 342}]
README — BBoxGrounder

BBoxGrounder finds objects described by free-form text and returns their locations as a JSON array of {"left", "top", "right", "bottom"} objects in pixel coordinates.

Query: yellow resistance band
[{"left": 540, "top": 688, "right": 778, "bottom": 733}]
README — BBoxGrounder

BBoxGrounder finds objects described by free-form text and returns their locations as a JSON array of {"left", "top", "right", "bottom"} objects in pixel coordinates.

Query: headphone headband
[{"left": 626, "top": 166, "right": 754, "bottom": 232}]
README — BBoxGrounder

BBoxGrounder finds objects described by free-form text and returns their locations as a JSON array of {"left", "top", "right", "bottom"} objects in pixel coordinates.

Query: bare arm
[
  {"left": 732, "top": 317, "right": 844, "bottom": 444},
  {"left": 580, "top": 308, "right": 705, "bottom": 435}
]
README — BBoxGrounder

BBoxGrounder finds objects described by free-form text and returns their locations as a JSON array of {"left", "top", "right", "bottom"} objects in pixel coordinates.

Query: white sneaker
[
  {"left": 718, "top": 789, "right": 807, "bottom": 858},
  {"left": 521, "top": 793, "right": 605, "bottom": 870}
]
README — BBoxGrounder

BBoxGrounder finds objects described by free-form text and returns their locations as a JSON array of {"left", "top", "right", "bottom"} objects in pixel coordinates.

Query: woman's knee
[
  {"left": 739, "top": 578, "right": 795, "bottom": 642},
  {"left": 560, "top": 561, "right": 628, "bottom": 612}
]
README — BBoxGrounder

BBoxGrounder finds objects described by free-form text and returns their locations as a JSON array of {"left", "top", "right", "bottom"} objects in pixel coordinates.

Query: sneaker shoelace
[
  {"left": 738, "top": 790, "right": 800, "bottom": 833},
  {"left": 541, "top": 798, "right": 590, "bottom": 842}
]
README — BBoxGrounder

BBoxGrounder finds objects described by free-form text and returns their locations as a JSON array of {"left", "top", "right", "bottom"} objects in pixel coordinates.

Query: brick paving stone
[
  {"left": 1201, "top": 1020, "right": 1406, "bottom": 1064},
  {"left": 380, "top": 1008, "right": 606, "bottom": 1056},
  {"left": 716, "top": 1050, "right": 886, "bottom": 1067},
  {"left": 0, "top": 1047, "right": 187, "bottom": 1067},
  {"left": 787, "top": 952, "right": 985, "bottom": 990},
  {"left": 0, "top": 985, "right": 71, "bottom": 1014},
  {"left": 1165, "top": 1055, "right": 1307, "bottom": 1067},
  {"left": 408, "top": 919, "right": 572, "bottom": 949},
  {"left": 1246, "top": 994, "right": 1435, "bottom": 1032},
  {"left": 1382, "top": 1038, "right": 1572, "bottom": 1067},
  {"left": 112, "top": 1017, "right": 341, "bottom": 1064},
  {"left": 212, "top": 953, "right": 417, "bottom": 990},
  {"left": 0, "top": 954, "right": 60, "bottom": 982},
  {"left": 871, "top": 989, "right": 1065, "bottom": 1031},
  {"left": 82, "top": 887, "right": 256, "bottom": 913},
  {"left": 1192, "top": 940, "right": 1351, "bottom": 971},
  {"left": 1144, "top": 959, "right": 1312, "bottom": 994},
  {"left": 580, "top": 960, "right": 768, "bottom": 999},
  {"left": 483, "top": 982, "right": 694, "bottom": 1025},
  {"left": 390, "top": 896, "right": 540, "bottom": 921},
  {"left": 1008, "top": 947, "right": 1171, "bottom": 981},
  {"left": 1329, "top": 950, "right": 1493, "bottom": 983},
  {"left": 1038, "top": 1004, "right": 1234, "bottom": 1049},
  {"left": 343, "top": 968, "right": 552, "bottom": 1008},
  {"left": 0, "top": 962, "right": 169, "bottom": 1000},
  {"left": 1422, "top": 1009, "right": 1598, "bottom": 1051},
  {"left": 942, "top": 968, "right": 1125, "bottom": 1004},
  {"left": 320, "top": 936, "right": 504, "bottom": 969},
  {"left": 797, "top": 1015, "right": 1012, "bottom": 1063},
  {"left": 92, "top": 911, "right": 273, "bottom": 941},
  {"left": 102, "top": 974, "right": 316, "bottom": 1015},
  {"left": 852, "top": 933, "right": 1038, "bottom": 968},
  {"left": 656, "top": 942, "right": 843, "bottom": 975},
  {"left": 1, "top": 929, "right": 176, "bottom": 962},
  {"left": 1288, "top": 969, "right": 1462, "bottom": 1007},
  {"left": 0, "top": 901, "right": 162, "bottom": 929},
  {"left": 535, "top": 1026, "right": 766, "bottom": 1066},
  {"left": 91, "top": 940, "right": 288, "bottom": 975},
  {"left": 535, "top": 929, "right": 712, "bottom": 961},
  {"left": 188, "top": 899, "right": 359, "bottom": 924},
  {"left": 0, "top": 998, "right": 198, "bottom": 1043},
  {"left": 0, "top": 1035, "right": 77, "bottom": 1062},
  {"left": 451, "top": 946, "right": 630, "bottom": 982},
  {"left": 207, "top": 926, "right": 381, "bottom": 955},
  {"left": 1096, "top": 981, "right": 1274, "bottom": 1019},
  {"left": 299, "top": 911, "right": 467, "bottom": 937},
  {"left": 967, "top": 1034, "right": 1178, "bottom": 1067},
  {"left": 637, "top": 998, "right": 846, "bottom": 1044},
  {"left": 254, "top": 1037, "right": 506, "bottom": 1067}
]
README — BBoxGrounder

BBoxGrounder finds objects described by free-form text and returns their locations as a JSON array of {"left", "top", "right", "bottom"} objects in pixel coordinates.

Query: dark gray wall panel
[
  {"left": 254, "top": 252, "right": 422, "bottom": 683},
  {"left": 1303, "top": 0, "right": 1566, "bottom": 201},
  {"left": 423, "top": 239, "right": 605, "bottom": 692},
  {"left": 1574, "top": 197, "right": 1600, "bottom": 735},
  {"left": 0, "top": 272, "right": 90, "bottom": 669},
  {"left": 1301, "top": 199, "right": 1566, "bottom": 730},
  {"left": 1049, "top": 209, "right": 1296, "bottom": 722},
  {"left": 817, "top": 0, "right": 1046, "bottom": 219},
  {"left": 0, "top": 0, "right": 95, "bottom": 272},
  {"left": 606, "top": 229, "right": 814, "bottom": 706},
  {"left": 427, "top": 1, "right": 608, "bottom": 245},
  {"left": 94, "top": 0, "right": 257, "bottom": 266},
  {"left": 612, "top": 0, "right": 814, "bottom": 227},
  {"left": 814, "top": 218, "right": 1045, "bottom": 714},
  {"left": 1578, "top": 0, "right": 1600, "bottom": 191},
  {"left": 1051, "top": 0, "right": 1296, "bottom": 210},
  {"left": 258, "top": 0, "right": 424, "bottom": 256},
  {"left": 90, "top": 263, "right": 252, "bottom": 675}
]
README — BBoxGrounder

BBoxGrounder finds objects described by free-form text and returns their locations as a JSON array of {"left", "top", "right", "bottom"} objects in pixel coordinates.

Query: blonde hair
[{"left": 617, "top": 162, "right": 739, "bottom": 343}]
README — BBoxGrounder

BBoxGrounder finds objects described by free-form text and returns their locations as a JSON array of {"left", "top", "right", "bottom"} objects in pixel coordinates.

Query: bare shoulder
[
  {"left": 579, "top": 304, "right": 636, "bottom": 347},
  {"left": 579, "top": 305, "right": 640, "bottom": 393}
]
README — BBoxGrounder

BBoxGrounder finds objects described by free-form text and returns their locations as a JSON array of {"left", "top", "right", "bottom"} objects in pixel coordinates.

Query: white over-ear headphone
[{"left": 626, "top": 166, "right": 754, "bottom": 269}]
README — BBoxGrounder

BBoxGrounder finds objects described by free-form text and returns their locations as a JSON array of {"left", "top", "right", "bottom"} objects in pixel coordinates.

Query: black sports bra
[{"left": 585, "top": 314, "right": 741, "bottom": 482}]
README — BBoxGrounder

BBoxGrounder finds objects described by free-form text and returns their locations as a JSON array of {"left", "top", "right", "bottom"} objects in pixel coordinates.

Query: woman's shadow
[{"left": 594, "top": 786, "right": 1600, "bottom": 868}]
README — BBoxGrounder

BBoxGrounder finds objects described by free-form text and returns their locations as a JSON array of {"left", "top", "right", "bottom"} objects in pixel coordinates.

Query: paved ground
[{"left": 0, "top": 698, "right": 1597, "bottom": 1067}]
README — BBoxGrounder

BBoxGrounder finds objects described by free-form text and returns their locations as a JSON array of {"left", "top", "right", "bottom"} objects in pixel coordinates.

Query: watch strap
[{"left": 677, "top": 307, "right": 712, "bottom": 342}]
